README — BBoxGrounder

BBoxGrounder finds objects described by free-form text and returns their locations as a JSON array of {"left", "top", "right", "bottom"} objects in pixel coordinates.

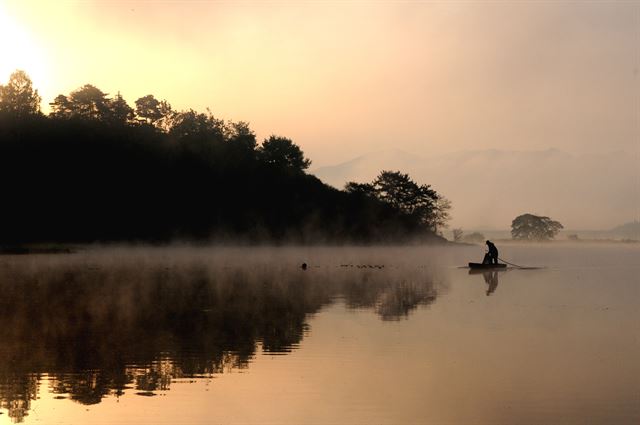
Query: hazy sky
[{"left": 1, "top": 0, "right": 638, "bottom": 166}]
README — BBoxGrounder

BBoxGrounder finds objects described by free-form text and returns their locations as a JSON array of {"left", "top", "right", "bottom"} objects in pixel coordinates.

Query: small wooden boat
[{"left": 468, "top": 262, "right": 507, "bottom": 269}]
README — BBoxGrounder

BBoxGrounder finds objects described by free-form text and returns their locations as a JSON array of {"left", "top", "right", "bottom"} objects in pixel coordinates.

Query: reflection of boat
[{"left": 468, "top": 263, "right": 507, "bottom": 270}]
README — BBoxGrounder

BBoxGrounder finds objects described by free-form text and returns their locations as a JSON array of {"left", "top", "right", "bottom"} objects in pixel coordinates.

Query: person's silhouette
[{"left": 483, "top": 240, "right": 499, "bottom": 265}]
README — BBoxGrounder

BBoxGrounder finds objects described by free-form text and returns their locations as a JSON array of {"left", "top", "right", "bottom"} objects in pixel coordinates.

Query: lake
[{"left": 0, "top": 244, "right": 638, "bottom": 424}]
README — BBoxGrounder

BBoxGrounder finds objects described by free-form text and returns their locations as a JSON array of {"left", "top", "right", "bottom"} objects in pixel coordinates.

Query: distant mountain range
[
  {"left": 610, "top": 221, "right": 640, "bottom": 240},
  {"left": 311, "top": 149, "right": 638, "bottom": 230}
]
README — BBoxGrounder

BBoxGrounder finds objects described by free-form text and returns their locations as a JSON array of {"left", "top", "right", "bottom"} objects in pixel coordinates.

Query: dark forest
[{"left": 0, "top": 71, "right": 450, "bottom": 244}]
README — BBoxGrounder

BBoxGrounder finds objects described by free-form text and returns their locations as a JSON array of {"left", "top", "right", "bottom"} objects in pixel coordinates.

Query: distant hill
[
  {"left": 610, "top": 221, "right": 640, "bottom": 240},
  {"left": 312, "top": 148, "right": 638, "bottom": 230}
]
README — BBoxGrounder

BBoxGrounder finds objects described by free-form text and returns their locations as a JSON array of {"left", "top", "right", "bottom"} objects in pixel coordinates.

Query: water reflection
[
  {"left": 0, "top": 253, "right": 446, "bottom": 422},
  {"left": 468, "top": 269, "right": 500, "bottom": 296}
]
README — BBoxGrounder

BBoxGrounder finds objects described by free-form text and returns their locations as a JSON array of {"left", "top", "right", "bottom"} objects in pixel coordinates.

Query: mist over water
[
  {"left": 0, "top": 246, "right": 448, "bottom": 422},
  {"left": 0, "top": 244, "right": 637, "bottom": 424}
]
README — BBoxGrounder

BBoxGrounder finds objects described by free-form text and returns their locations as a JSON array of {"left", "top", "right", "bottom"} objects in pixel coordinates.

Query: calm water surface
[{"left": 0, "top": 244, "right": 637, "bottom": 424}]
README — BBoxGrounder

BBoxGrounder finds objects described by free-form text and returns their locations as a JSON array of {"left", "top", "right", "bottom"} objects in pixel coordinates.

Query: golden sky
[{"left": 1, "top": 0, "right": 638, "bottom": 165}]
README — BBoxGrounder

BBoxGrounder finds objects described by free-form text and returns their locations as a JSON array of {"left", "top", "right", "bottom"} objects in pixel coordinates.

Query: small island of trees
[
  {"left": 0, "top": 70, "right": 451, "bottom": 244},
  {"left": 511, "top": 213, "right": 563, "bottom": 241}
]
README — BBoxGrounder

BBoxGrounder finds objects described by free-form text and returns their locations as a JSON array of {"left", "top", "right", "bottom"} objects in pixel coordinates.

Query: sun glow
[{"left": 0, "top": 4, "right": 49, "bottom": 88}]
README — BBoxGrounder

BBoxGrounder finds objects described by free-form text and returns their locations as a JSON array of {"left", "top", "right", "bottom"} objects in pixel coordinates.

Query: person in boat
[{"left": 483, "top": 240, "right": 499, "bottom": 265}]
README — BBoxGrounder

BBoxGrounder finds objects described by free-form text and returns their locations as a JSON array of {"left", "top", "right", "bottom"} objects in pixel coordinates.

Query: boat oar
[{"left": 498, "top": 257, "right": 544, "bottom": 270}]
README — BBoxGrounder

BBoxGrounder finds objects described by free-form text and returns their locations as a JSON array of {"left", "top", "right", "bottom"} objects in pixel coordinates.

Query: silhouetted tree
[
  {"left": 373, "top": 171, "right": 450, "bottom": 231},
  {"left": 258, "top": 136, "right": 311, "bottom": 172},
  {"left": 49, "top": 94, "right": 73, "bottom": 118},
  {"left": 226, "top": 121, "right": 257, "bottom": 153},
  {"left": 135, "top": 94, "right": 173, "bottom": 129},
  {"left": 49, "top": 84, "right": 113, "bottom": 120},
  {"left": 135, "top": 94, "right": 163, "bottom": 123},
  {"left": 511, "top": 213, "right": 563, "bottom": 240},
  {"left": 0, "top": 70, "right": 41, "bottom": 116},
  {"left": 155, "top": 100, "right": 174, "bottom": 131},
  {"left": 169, "top": 109, "right": 225, "bottom": 145},
  {"left": 106, "top": 92, "right": 134, "bottom": 124},
  {"left": 69, "top": 84, "right": 110, "bottom": 120},
  {"left": 346, "top": 171, "right": 451, "bottom": 232},
  {"left": 432, "top": 196, "right": 451, "bottom": 232},
  {"left": 344, "top": 182, "right": 375, "bottom": 196},
  {"left": 452, "top": 228, "right": 463, "bottom": 242}
]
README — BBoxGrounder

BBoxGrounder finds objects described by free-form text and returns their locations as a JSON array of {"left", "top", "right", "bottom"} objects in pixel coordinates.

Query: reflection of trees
[
  {"left": 376, "top": 281, "right": 438, "bottom": 320},
  {"left": 0, "top": 255, "right": 446, "bottom": 421},
  {"left": 342, "top": 270, "right": 441, "bottom": 320},
  {"left": 0, "top": 374, "right": 38, "bottom": 422}
]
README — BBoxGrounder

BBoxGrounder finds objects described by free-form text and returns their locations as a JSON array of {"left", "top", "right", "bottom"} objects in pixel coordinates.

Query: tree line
[{"left": 0, "top": 70, "right": 451, "bottom": 243}]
